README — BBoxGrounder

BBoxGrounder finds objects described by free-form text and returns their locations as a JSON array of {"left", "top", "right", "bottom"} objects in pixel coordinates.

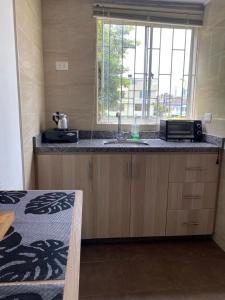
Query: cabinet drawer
[
  {"left": 166, "top": 209, "right": 215, "bottom": 236},
  {"left": 169, "top": 154, "right": 219, "bottom": 183},
  {"left": 168, "top": 183, "right": 217, "bottom": 210}
]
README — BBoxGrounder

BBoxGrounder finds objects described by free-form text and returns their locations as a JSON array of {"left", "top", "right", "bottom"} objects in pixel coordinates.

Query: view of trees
[
  {"left": 97, "top": 21, "right": 194, "bottom": 123},
  {"left": 97, "top": 20, "right": 134, "bottom": 116}
]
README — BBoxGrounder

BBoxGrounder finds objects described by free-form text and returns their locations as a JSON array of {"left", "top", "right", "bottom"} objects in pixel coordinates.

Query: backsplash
[
  {"left": 79, "top": 130, "right": 160, "bottom": 140},
  {"left": 195, "top": 0, "right": 225, "bottom": 138},
  {"left": 42, "top": 0, "right": 97, "bottom": 131},
  {"left": 202, "top": 133, "right": 224, "bottom": 148},
  {"left": 42, "top": 0, "right": 159, "bottom": 132}
]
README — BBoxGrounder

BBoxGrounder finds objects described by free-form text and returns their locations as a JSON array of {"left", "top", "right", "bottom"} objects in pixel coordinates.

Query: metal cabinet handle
[
  {"left": 185, "top": 167, "right": 203, "bottom": 171},
  {"left": 182, "top": 222, "right": 200, "bottom": 226},
  {"left": 183, "top": 195, "right": 201, "bottom": 200}
]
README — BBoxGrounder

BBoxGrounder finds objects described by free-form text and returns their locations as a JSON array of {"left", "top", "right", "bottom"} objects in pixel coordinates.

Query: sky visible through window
[{"left": 97, "top": 20, "right": 196, "bottom": 124}]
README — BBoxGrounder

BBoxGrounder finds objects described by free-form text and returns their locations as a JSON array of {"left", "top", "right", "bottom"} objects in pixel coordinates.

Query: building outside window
[{"left": 97, "top": 19, "right": 197, "bottom": 124}]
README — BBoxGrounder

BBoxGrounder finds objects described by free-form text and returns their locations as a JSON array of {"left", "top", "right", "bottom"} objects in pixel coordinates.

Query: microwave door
[{"left": 167, "top": 122, "right": 194, "bottom": 139}]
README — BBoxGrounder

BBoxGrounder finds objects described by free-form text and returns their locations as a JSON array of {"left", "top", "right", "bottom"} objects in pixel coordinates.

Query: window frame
[{"left": 96, "top": 19, "right": 198, "bottom": 125}]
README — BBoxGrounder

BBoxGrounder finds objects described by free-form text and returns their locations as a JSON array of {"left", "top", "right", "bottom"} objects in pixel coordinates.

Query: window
[{"left": 97, "top": 19, "right": 197, "bottom": 124}]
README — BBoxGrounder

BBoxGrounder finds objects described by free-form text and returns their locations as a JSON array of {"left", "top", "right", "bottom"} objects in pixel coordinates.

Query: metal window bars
[{"left": 97, "top": 19, "right": 197, "bottom": 124}]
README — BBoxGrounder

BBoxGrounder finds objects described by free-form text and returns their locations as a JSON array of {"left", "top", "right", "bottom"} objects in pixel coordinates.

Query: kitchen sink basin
[{"left": 104, "top": 139, "right": 149, "bottom": 146}]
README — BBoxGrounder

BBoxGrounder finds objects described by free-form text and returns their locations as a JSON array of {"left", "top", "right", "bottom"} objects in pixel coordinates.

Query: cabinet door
[
  {"left": 92, "top": 154, "right": 131, "bottom": 238},
  {"left": 37, "top": 154, "right": 95, "bottom": 239},
  {"left": 169, "top": 153, "right": 219, "bottom": 183},
  {"left": 168, "top": 182, "right": 217, "bottom": 210},
  {"left": 130, "top": 154, "right": 170, "bottom": 237},
  {"left": 166, "top": 209, "right": 215, "bottom": 236}
]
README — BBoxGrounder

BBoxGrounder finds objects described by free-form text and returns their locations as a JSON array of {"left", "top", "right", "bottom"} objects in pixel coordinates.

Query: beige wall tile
[
  {"left": 19, "top": 73, "right": 45, "bottom": 115},
  {"left": 42, "top": 0, "right": 70, "bottom": 25},
  {"left": 43, "top": 23, "right": 69, "bottom": 54},
  {"left": 45, "top": 84, "right": 95, "bottom": 112},
  {"left": 204, "top": 0, "right": 225, "bottom": 28},
  {"left": 195, "top": 0, "right": 225, "bottom": 251},
  {"left": 15, "top": 0, "right": 43, "bottom": 50},
  {"left": 42, "top": 0, "right": 112, "bottom": 130},
  {"left": 46, "top": 110, "right": 96, "bottom": 130},
  {"left": 15, "top": 0, "right": 45, "bottom": 189},
  {"left": 195, "top": 0, "right": 225, "bottom": 137},
  {"left": 21, "top": 112, "right": 45, "bottom": 189},
  {"left": 204, "top": 119, "right": 225, "bottom": 138},
  {"left": 17, "top": 29, "right": 44, "bottom": 83}
]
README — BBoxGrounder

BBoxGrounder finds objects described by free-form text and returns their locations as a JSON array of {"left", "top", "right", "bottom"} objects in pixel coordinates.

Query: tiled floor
[{"left": 79, "top": 239, "right": 225, "bottom": 299}]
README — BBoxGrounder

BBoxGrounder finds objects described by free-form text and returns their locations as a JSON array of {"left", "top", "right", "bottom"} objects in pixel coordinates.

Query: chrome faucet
[
  {"left": 116, "top": 112, "right": 122, "bottom": 136},
  {"left": 116, "top": 112, "right": 128, "bottom": 141}
]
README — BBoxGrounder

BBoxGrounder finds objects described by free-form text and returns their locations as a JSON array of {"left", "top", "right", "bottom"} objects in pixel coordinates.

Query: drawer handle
[
  {"left": 182, "top": 222, "right": 200, "bottom": 226},
  {"left": 185, "top": 167, "right": 203, "bottom": 171},
  {"left": 183, "top": 195, "right": 201, "bottom": 200}
]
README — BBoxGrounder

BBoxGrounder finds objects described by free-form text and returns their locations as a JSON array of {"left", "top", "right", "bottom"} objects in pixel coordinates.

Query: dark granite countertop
[{"left": 34, "top": 138, "right": 220, "bottom": 153}]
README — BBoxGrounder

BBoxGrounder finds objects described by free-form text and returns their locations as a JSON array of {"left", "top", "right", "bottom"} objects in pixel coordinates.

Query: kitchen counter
[
  {"left": 0, "top": 190, "right": 83, "bottom": 300},
  {"left": 34, "top": 137, "right": 220, "bottom": 154}
]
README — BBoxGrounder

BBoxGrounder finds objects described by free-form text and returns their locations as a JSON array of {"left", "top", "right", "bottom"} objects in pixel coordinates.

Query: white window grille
[{"left": 97, "top": 19, "right": 197, "bottom": 124}]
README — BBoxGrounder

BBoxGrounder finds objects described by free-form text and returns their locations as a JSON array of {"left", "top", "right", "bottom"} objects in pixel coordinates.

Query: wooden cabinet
[
  {"left": 130, "top": 154, "right": 170, "bottom": 237},
  {"left": 37, "top": 153, "right": 131, "bottom": 239},
  {"left": 166, "top": 209, "right": 215, "bottom": 236},
  {"left": 166, "top": 153, "right": 219, "bottom": 236},
  {"left": 169, "top": 153, "right": 219, "bottom": 183},
  {"left": 168, "top": 182, "right": 217, "bottom": 210},
  {"left": 37, "top": 154, "right": 95, "bottom": 238},
  {"left": 37, "top": 152, "right": 219, "bottom": 239},
  {"left": 92, "top": 154, "right": 131, "bottom": 238},
  {"left": 37, "top": 154, "right": 92, "bottom": 189}
]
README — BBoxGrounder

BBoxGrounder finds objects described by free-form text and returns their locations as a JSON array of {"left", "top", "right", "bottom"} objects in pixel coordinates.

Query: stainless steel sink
[{"left": 104, "top": 139, "right": 149, "bottom": 146}]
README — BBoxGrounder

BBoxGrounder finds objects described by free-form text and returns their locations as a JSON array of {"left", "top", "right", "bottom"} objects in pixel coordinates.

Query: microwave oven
[{"left": 159, "top": 120, "right": 202, "bottom": 142}]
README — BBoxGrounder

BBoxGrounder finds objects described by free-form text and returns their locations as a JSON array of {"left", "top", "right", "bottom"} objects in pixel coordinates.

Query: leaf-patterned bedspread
[
  {"left": 0, "top": 190, "right": 76, "bottom": 285},
  {"left": 0, "top": 284, "right": 64, "bottom": 300}
]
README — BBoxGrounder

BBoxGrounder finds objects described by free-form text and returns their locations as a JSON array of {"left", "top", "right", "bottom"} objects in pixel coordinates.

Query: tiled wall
[
  {"left": 42, "top": 0, "right": 225, "bottom": 134},
  {"left": 41, "top": 0, "right": 157, "bottom": 132},
  {"left": 195, "top": 0, "right": 225, "bottom": 138},
  {"left": 196, "top": 0, "right": 225, "bottom": 251},
  {"left": 42, "top": 0, "right": 97, "bottom": 130},
  {"left": 15, "top": 0, "right": 45, "bottom": 189}
]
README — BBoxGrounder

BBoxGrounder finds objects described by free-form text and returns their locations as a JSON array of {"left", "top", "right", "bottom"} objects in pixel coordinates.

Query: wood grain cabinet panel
[
  {"left": 166, "top": 209, "right": 215, "bottom": 236},
  {"left": 37, "top": 154, "right": 95, "bottom": 239},
  {"left": 37, "top": 152, "right": 219, "bottom": 239},
  {"left": 92, "top": 154, "right": 131, "bottom": 238},
  {"left": 168, "top": 182, "right": 217, "bottom": 210},
  {"left": 169, "top": 153, "right": 219, "bottom": 183},
  {"left": 130, "top": 154, "right": 170, "bottom": 237}
]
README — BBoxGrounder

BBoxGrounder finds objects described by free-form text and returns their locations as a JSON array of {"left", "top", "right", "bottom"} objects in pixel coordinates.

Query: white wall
[{"left": 0, "top": 0, "right": 24, "bottom": 189}]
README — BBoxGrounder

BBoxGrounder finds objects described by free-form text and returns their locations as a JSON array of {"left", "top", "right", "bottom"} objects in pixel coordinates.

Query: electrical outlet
[
  {"left": 56, "top": 61, "right": 69, "bottom": 71},
  {"left": 204, "top": 113, "right": 212, "bottom": 124}
]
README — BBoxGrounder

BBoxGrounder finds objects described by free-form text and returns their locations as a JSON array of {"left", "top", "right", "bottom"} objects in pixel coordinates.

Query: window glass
[
  {"left": 152, "top": 27, "right": 161, "bottom": 49},
  {"left": 184, "top": 30, "right": 192, "bottom": 75},
  {"left": 97, "top": 20, "right": 196, "bottom": 124},
  {"left": 173, "top": 29, "right": 186, "bottom": 50},
  {"left": 159, "top": 28, "right": 173, "bottom": 75}
]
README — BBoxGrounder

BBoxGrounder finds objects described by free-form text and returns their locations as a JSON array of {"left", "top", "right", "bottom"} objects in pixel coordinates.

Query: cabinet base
[{"left": 81, "top": 235, "right": 213, "bottom": 245}]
